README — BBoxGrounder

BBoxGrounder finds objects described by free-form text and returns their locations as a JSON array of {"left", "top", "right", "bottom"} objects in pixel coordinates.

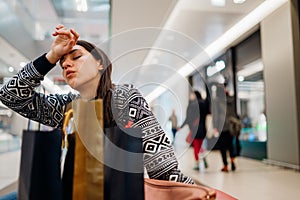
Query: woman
[
  {"left": 179, "top": 90, "right": 209, "bottom": 170},
  {"left": 218, "top": 89, "right": 237, "bottom": 172},
  {"left": 0, "top": 25, "right": 194, "bottom": 184},
  {"left": 212, "top": 83, "right": 238, "bottom": 172},
  {"left": 168, "top": 109, "right": 178, "bottom": 144},
  {"left": 193, "top": 91, "right": 210, "bottom": 170}
]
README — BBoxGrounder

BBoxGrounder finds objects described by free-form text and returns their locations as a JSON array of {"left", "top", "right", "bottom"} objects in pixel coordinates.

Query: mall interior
[{"left": 0, "top": 0, "right": 300, "bottom": 199}]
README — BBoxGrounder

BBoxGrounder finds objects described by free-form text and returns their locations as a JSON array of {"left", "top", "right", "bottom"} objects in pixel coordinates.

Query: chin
[{"left": 67, "top": 81, "right": 77, "bottom": 90}]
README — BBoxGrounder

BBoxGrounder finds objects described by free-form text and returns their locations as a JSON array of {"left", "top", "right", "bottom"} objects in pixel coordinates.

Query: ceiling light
[
  {"left": 206, "top": 60, "right": 226, "bottom": 77},
  {"left": 233, "top": 0, "right": 246, "bottom": 4},
  {"left": 237, "top": 59, "right": 263, "bottom": 77},
  {"left": 20, "top": 62, "right": 26, "bottom": 67},
  {"left": 76, "top": 0, "right": 88, "bottom": 12},
  {"left": 211, "top": 0, "right": 226, "bottom": 7},
  {"left": 8, "top": 66, "right": 14, "bottom": 73},
  {"left": 238, "top": 76, "right": 245, "bottom": 82}
]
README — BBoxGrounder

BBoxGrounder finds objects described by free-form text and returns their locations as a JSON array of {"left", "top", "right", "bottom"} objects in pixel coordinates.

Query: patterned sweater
[{"left": 0, "top": 54, "right": 194, "bottom": 184}]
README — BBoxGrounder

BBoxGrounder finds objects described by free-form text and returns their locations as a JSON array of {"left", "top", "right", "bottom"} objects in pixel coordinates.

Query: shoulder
[
  {"left": 113, "top": 84, "right": 135, "bottom": 93},
  {"left": 113, "top": 84, "right": 143, "bottom": 99},
  {"left": 112, "top": 84, "right": 150, "bottom": 112}
]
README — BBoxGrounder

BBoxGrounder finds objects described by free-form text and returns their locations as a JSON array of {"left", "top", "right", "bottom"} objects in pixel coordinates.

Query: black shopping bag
[
  {"left": 62, "top": 126, "right": 144, "bottom": 200},
  {"left": 62, "top": 133, "right": 75, "bottom": 200},
  {"left": 104, "top": 126, "right": 144, "bottom": 200},
  {"left": 18, "top": 127, "right": 63, "bottom": 200}
]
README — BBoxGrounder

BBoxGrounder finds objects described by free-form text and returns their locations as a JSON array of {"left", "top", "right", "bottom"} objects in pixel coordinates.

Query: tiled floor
[
  {"left": 1, "top": 135, "right": 300, "bottom": 199},
  {"left": 173, "top": 133, "right": 300, "bottom": 200},
  {"left": 0, "top": 150, "right": 20, "bottom": 192}
]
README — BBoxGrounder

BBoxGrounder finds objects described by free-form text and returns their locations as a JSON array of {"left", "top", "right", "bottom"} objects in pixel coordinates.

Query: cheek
[
  {"left": 85, "top": 68, "right": 99, "bottom": 80},
  {"left": 84, "top": 61, "right": 99, "bottom": 74},
  {"left": 62, "top": 70, "right": 66, "bottom": 78}
]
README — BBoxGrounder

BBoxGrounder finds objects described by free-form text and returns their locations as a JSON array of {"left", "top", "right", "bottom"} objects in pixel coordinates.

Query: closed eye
[
  {"left": 73, "top": 55, "right": 81, "bottom": 60},
  {"left": 59, "top": 49, "right": 82, "bottom": 69}
]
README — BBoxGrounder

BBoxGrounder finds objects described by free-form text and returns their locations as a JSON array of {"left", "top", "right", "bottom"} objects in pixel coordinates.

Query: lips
[{"left": 66, "top": 70, "right": 76, "bottom": 79}]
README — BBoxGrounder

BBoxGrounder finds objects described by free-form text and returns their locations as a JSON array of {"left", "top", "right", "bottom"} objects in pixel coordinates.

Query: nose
[{"left": 62, "top": 58, "right": 73, "bottom": 70}]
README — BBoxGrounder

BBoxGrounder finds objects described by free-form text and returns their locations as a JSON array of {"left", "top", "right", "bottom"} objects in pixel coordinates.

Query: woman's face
[{"left": 60, "top": 45, "right": 103, "bottom": 93}]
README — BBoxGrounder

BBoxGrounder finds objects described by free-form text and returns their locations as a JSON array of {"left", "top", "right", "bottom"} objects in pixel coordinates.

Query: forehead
[
  {"left": 68, "top": 45, "right": 87, "bottom": 54},
  {"left": 60, "top": 45, "right": 90, "bottom": 65}
]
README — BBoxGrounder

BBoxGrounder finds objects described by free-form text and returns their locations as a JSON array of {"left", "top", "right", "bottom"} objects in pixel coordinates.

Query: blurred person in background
[
  {"left": 178, "top": 90, "right": 210, "bottom": 170},
  {"left": 168, "top": 109, "right": 178, "bottom": 144},
  {"left": 213, "top": 85, "right": 238, "bottom": 172}
]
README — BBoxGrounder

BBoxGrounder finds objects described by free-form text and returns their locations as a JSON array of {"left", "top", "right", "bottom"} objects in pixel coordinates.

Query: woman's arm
[
  {"left": 0, "top": 25, "right": 79, "bottom": 128},
  {"left": 113, "top": 84, "right": 194, "bottom": 184},
  {"left": 179, "top": 103, "right": 193, "bottom": 129},
  {"left": 0, "top": 55, "right": 77, "bottom": 128},
  {"left": 180, "top": 115, "right": 188, "bottom": 129}
]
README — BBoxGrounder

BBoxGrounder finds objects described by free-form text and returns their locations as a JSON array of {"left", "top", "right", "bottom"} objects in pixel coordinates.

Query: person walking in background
[
  {"left": 179, "top": 91, "right": 198, "bottom": 146},
  {"left": 192, "top": 91, "right": 210, "bottom": 170},
  {"left": 230, "top": 115, "right": 242, "bottom": 156},
  {"left": 168, "top": 109, "right": 178, "bottom": 144},
  {"left": 179, "top": 90, "right": 210, "bottom": 170},
  {"left": 213, "top": 85, "right": 238, "bottom": 172}
]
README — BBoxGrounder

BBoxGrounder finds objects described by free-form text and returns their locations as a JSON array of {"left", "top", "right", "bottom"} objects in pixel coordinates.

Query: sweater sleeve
[
  {"left": 32, "top": 53, "right": 56, "bottom": 75},
  {"left": 0, "top": 55, "right": 77, "bottom": 128},
  {"left": 112, "top": 84, "right": 195, "bottom": 184}
]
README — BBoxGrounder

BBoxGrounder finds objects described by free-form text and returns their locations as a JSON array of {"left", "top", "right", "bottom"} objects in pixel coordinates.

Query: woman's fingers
[
  {"left": 52, "top": 28, "right": 72, "bottom": 37},
  {"left": 52, "top": 24, "right": 65, "bottom": 35},
  {"left": 70, "top": 28, "right": 80, "bottom": 41},
  {"left": 55, "top": 24, "right": 65, "bottom": 30},
  {"left": 47, "top": 24, "right": 79, "bottom": 63},
  {"left": 52, "top": 26, "right": 79, "bottom": 42}
]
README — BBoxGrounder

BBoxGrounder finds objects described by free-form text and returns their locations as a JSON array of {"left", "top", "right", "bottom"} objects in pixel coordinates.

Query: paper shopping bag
[{"left": 72, "top": 99, "right": 104, "bottom": 200}]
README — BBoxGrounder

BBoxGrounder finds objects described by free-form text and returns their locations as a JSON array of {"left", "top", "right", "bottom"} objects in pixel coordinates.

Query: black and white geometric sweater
[{"left": 0, "top": 55, "right": 194, "bottom": 184}]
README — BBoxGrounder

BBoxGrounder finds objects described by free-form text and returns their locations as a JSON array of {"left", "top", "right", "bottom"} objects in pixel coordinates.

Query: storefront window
[
  {"left": 236, "top": 59, "right": 267, "bottom": 142},
  {"left": 0, "top": 0, "right": 111, "bottom": 154},
  {"left": 0, "top": 105, "right": 21, "bottom": 153}
]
